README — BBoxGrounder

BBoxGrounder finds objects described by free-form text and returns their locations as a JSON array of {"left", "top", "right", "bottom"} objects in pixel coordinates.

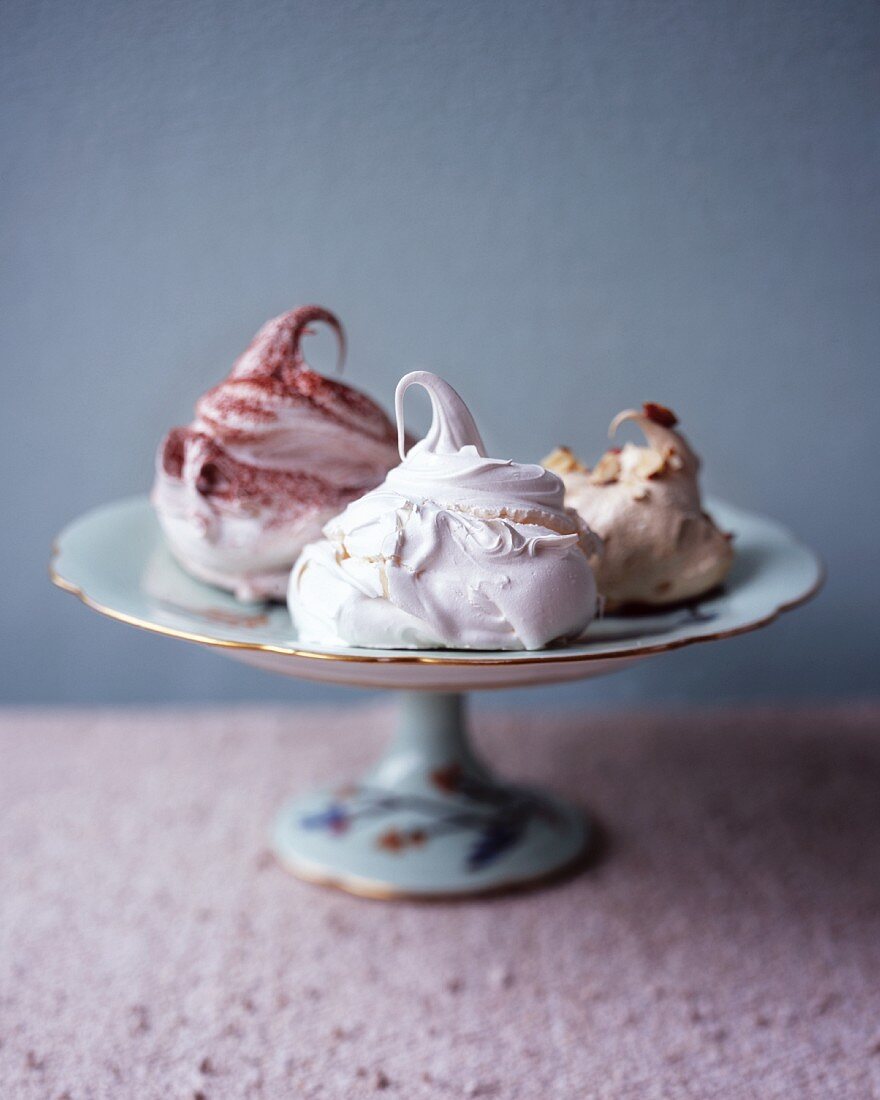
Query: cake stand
[{"left": 51, "top": 496, "right": 822, "bottom": 899}]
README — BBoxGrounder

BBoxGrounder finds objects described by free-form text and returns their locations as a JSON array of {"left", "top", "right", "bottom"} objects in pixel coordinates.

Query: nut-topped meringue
[
  {"left": 152, "top": 305, "right": 400, "bottom": 601},
  {"left": 289, "top": 371, "right": 601, "bottom": 650},
  {"left": 544, "top": 403, "right": 733, "bottom": 610}
]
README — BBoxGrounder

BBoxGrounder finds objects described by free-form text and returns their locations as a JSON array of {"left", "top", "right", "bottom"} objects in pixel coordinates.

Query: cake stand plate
[{"left": 51, "top": 496, "right": 822, "bottom": 898}]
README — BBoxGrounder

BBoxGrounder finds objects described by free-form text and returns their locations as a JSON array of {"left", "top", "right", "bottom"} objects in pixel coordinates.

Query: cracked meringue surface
[
  {"left": 152, "top": 306, "right": 400, "bottom": 601},
  {"left": 545, "top": 403, "right": 734, "bottom": 610},
  {"left": 289, "top": 371, "right": 600, "bottom": 650}
]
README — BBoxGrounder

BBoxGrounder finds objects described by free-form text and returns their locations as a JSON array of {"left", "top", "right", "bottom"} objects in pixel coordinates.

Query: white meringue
[
  {"left": 545, "top": 403, "right": 734, "bottom": 609},
  {"left": 289, "top": 371, "right": 600, "bottom": 650}
]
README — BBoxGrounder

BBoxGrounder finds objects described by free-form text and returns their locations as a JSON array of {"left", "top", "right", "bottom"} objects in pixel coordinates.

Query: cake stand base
[{"left": 271, "top": 691, "right": 591, "bottom": 899}]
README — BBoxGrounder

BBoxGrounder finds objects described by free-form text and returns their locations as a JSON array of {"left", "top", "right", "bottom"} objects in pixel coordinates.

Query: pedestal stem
[
  {"left": 272, "top": 689, "right": 589, "bottom": 897},
  {"left": 367, "top": 692, "right": 490, "bottom": 788}
]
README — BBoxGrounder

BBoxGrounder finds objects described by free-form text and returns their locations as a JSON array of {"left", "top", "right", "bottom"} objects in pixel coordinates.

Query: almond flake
[
  {"left": 543, "top": 446, "right": 586, "bottom": 475},
  {"left": 632, "top": 448, "right": 666, "bottom": 479},
  {"left": 589, "top": 451, "right": 621, "bottom": 484}
]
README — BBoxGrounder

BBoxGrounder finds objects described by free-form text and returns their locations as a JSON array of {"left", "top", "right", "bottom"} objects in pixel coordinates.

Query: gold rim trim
[
  {"left": 273, "top": 827, "right": 598, "bottom": 902},
  {"left": 49, "top": 539, "right": 825, "bottom": 668}
]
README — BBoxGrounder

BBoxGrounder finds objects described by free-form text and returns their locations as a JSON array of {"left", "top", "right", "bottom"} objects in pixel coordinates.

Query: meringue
[
  {"left": 544, "top": 403, "right": 733, "bottom": 609},
  {"left": 288, "top": 371, "right": 600, "bottom": 650},
  {"left": 152, "top": 305, "right": 400, "bottom": 601}
]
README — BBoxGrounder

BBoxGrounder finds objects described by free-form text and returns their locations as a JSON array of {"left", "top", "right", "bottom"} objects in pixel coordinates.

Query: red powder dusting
[
  {"left": 231, "top": 305, "right": 345, "bottom": 383},
  {"left": 161, "top": 429, "right": 188, "bottom": 478},
  {"left": 193, "top": 305, "right": 396, "bottom": 446},
  {"left": 198, "top": 371, "right": 395, "bottom": 445},
  {"left": 165, "top": 428, "right": 352, "bottom": 516},
  {"left": 160, "top": 305, "right": 398, "bottom": 516}
]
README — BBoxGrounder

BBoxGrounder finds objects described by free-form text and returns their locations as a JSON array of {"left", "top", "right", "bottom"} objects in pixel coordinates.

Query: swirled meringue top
[
  {"left": 288, "top": 371, "right": 600, "bottom": 650},
  {"left": 191, "top": 306, "right": 398, "bottom": 485},
  {"left": 545, "top": 403, "right": 733, "bottom": 609},
  {"left": 381, "top": 373, "right": 579, "bottom": 525},
  {"left": 152, "top": 306, "right": 400, "bottom": 601}
]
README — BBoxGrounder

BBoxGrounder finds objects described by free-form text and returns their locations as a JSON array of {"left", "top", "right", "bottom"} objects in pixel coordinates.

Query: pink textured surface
[{"left": 2, "top": 703, "right": 880, "bottom": 1099}]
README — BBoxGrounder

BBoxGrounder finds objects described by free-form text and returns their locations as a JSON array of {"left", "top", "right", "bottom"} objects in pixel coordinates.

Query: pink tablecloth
[{"left": 2, "top": 703, "right": 879, "bottom": 1099}]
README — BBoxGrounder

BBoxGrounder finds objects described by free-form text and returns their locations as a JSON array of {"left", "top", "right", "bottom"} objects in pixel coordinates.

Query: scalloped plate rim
[{"left": 50, "top": 495, "right": 824, "bottom": 667}]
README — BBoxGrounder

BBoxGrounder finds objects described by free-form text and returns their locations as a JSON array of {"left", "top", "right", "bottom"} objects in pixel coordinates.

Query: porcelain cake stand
[{"left": 51, "top": 497, "right": 822, "bottom": 899}]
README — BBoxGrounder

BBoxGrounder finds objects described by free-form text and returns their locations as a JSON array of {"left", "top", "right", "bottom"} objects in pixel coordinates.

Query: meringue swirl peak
[{"left": 289, "top": 371, "right": 600, "bottom": 651}]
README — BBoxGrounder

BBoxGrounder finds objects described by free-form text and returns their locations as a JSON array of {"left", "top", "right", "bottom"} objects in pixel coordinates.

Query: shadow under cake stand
[{"left": 51, "top": 496, "right": 822, "bottom": 899}]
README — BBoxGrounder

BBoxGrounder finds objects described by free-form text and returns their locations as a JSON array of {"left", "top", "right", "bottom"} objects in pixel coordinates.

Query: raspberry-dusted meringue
[
  {"left": 152, "top": 306, "right": 400, "bottom": 601},
  {"left": 288, "top": 371, "right": 600, "bottom": 650},
  {"left": 544, "top": 403, "right": 733, "bottom": 610}
]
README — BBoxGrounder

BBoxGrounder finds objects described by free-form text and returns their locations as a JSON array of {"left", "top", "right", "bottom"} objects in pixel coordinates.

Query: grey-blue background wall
[{"left": 2, "top": 0, "right": 877, "bottom": 706}]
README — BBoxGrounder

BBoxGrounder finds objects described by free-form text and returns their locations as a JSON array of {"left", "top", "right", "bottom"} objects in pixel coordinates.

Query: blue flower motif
[
  {"left": 301, "top": 803, "right": 350, "bottom": 834},
  {"left": 299, "top": 777, "right": 543, "bottom": 872},
  {"left": 467, "top": 820, "right": 523, "bottom": 870}
]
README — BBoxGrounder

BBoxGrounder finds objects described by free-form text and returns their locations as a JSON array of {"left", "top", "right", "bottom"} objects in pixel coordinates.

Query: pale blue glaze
[{"left": 272, "top": 691, "right": 588, "bottom": 897}]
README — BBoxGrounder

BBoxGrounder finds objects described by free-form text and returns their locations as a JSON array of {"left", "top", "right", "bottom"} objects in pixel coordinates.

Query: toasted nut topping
[
  {"left": 631, "top": 448, "right": 666, "bottom": 480},
  {"left": 589, "top": 450, "right": 622, "bottom": 484},
  {"left": 543, "top": 446, "right": 587, "bottom": 475}
]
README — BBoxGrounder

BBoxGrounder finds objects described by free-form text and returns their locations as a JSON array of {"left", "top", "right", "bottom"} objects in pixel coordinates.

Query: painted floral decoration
[{"left": 300, "top": 762, "right": 561, "bottom": 871}]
